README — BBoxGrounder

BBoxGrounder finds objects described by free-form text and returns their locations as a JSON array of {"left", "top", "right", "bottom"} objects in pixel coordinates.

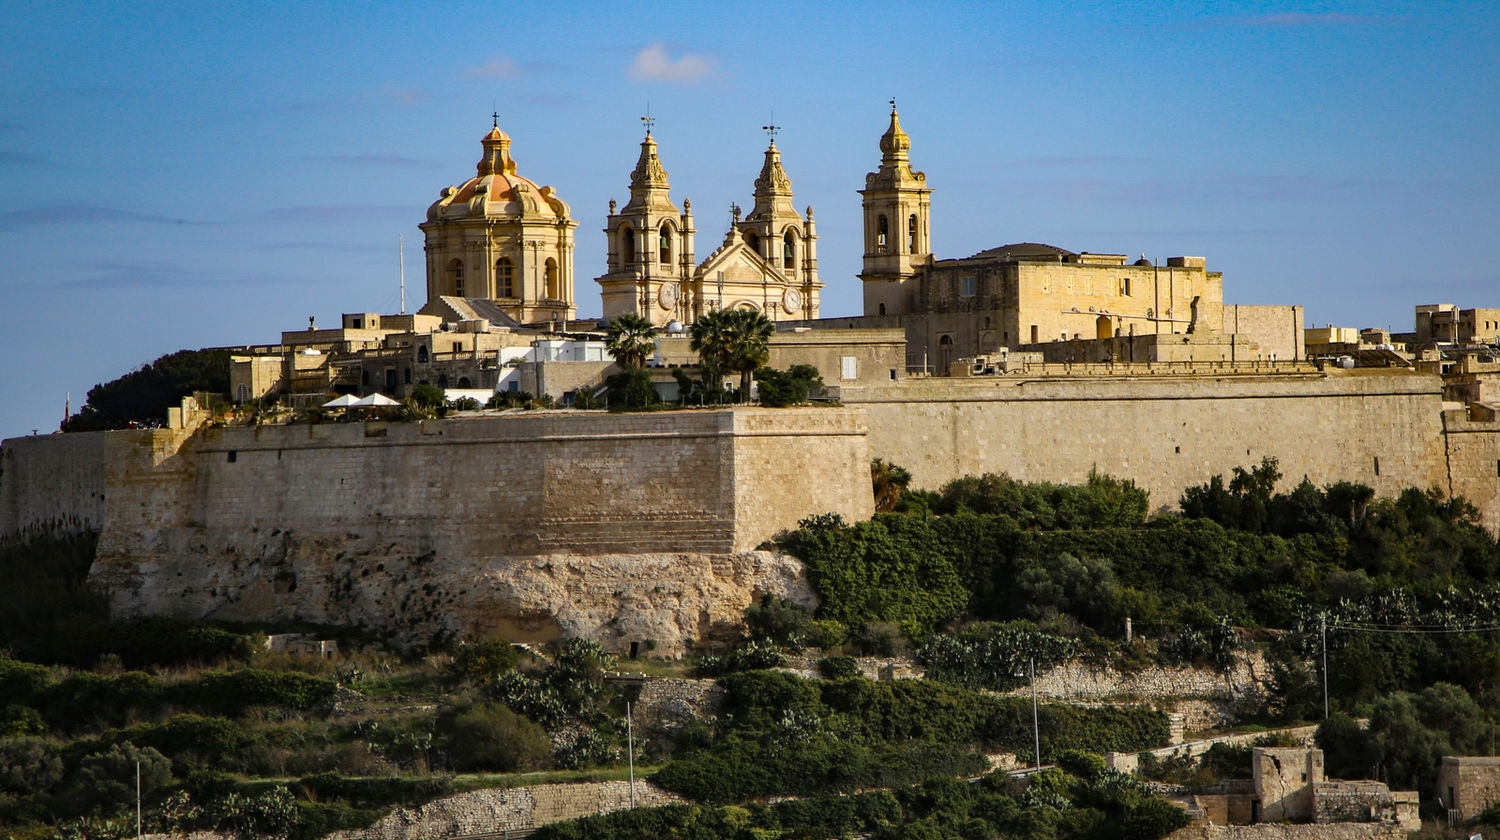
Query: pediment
[{"left": 694, "top": 237, "right": 792, "bottom": 287}]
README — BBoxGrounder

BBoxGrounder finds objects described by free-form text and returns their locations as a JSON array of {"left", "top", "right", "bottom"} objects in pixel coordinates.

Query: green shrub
[
  {"left": 604, "top": 368, "right": 660, "bottom": 409},
  {"left": 817, "top": 656, "right": 861, "bottom": 680},
  {"left": 0, "top": 659, "right": 53, "bottom": 705},
  {"left": 112, "top": 714, "right": 259, "bottom": 771},
  {"left": 438, "top": 703, "right": 552, "bottom": 772},
  {"left": 292, "top": 801, "right": 387, "bottom": 840},
  {"left": 754, "top": 365, "right": 824, "bottom": 407},
  {"left": 65, "top": 743, "right": 173, "bottom": 813},
  {"left": 295, "top": 772, "right": 452, "bottom": 808},
  {"left": 175, "top": 668, "right": 337, "bottom": 715},
  {"left": 0, "top": 736, "right": 64, "bottom": 797},
  {"left": 448, "top": 639, "right": 518, "bottom": 684},
  {"left": 744, "top": 594, "right": 813, "bottom": 651}
]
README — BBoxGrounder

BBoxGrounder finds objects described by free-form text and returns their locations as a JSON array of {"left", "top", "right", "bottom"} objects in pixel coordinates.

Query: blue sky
[{"left": 1, "top": 1, "right": 1496, "bottom": 438}]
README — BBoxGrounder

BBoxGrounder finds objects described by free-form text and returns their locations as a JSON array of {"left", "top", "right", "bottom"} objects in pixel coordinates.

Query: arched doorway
[
  {"left": 1096, "top": 315, "right": 1113, "bottom": 340},
  {"left": 938, "top": 334, "right": 954, "bottom": 374}
]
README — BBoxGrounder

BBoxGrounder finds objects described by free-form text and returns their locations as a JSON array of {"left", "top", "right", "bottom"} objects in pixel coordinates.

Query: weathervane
[
  {"left": 641, "top": 103, "right": 654, "bottom": 136},
  {"left": 492, "top": 101, "right": 499, "bottom": 128},
  {"left": 889, "top": 97, "right": 897, "bottom": 112},
  {"left": 762, "top": 111, "right": 779, "bottom": 141}
]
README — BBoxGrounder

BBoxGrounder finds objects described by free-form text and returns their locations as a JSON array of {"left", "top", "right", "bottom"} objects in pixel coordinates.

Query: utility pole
[
  {"left": 136, "top": 760, "right": 142, "bottom": 839},
  {"left": 1030, "top": 657, "right": 1041, "bottom": 770},
  {"left": 626, "top": 701, "right": 636, "bottom": 808},
  {"left": 1321, "top": 613, "right": 1329, "bottom": 720}
]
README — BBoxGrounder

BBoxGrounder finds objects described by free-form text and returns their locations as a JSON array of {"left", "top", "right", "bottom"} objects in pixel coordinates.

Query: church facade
[{"left": 596, "top": 129, "right": 822, "bottom": 326}]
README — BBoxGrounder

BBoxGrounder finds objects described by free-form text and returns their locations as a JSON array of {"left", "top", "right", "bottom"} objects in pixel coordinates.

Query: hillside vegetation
[{"left": 2, "top": 460, "right": 1499, "bottom": 839}]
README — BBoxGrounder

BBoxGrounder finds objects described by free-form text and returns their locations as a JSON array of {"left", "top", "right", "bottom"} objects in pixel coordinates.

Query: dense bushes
[
  {"left": 547, "top": 763, "right": 1187, "bottom": 840},
  {"left": 437, "top": 703, "right": 552, "bottom": 772},
  {"left": 652, "top": 738, "right": 987, "bottom": 804},
  {"left": 704, "top": 671, "right": 1167, "bottom": 770}
]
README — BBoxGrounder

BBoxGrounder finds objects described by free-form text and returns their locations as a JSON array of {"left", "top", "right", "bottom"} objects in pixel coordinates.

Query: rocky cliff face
[{"left": 91, "top": 528, "right": 813, "bottom": 656}]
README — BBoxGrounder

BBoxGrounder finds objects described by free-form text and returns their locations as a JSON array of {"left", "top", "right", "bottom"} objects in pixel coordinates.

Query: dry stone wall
[
  {"left": 1165, "top": 824, "right": 1405, "bottom": 840},
  {"left": 323, "top": 780, "right": 683, "bottom": 840}
]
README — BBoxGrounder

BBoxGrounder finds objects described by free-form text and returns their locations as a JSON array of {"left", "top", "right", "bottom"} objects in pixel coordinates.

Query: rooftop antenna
[
  {"left": 640, "top": 103, "right": 655, "bottom": 137},
  {"left": 399, "top": 234, "right": 406, "bottom": 315}
]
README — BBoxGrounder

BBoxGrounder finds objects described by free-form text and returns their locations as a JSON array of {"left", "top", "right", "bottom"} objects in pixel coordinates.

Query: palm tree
[
  {"left": 870, "top": 458, "right": 913, "bottom": 512},
  {"left": 692, "top": 308, "right": 774, "bottom": 399},
  {"left": 605, "top": 313, "right": 659, "bottom": 369}
]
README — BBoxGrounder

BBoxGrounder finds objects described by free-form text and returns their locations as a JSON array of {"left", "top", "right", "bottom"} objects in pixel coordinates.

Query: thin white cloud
[
  {"left": 628, "top": 43, "right": 714, "bottom": 85},
  {"left": 462, "top": 55, "right": 521, "bottom": 80},
  {"left": 387, "top": 87, "right": 431, "bottom": 106}
]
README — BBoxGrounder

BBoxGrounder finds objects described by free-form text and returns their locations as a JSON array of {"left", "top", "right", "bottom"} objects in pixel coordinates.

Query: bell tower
[
  {"left": 738, "top": 130, "right": 820, "bottom": 319},
  {"left": 859, "top": 104, "right": 931, "bottom": 317},
  {"left": 597, "top": 123, "right": 696, "bottom": 326}
]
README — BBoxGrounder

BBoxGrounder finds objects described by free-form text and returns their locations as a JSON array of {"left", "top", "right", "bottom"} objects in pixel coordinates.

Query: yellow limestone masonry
[{"left": 4, "top": 371, "right": 1500, "bottom": 651}]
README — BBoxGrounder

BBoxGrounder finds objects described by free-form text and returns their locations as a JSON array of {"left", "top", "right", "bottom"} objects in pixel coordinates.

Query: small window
[
  {"left": 889, "top": 369, "right": 897, "bottom": 380},
  {"left": 227, "top": 450, "right": 237, "bottom": 463},
  {"left": 1121, "top": 277, "right": 1132, "bottom": 296},
  {"left": 417, "top": 345, "right": 429, "bottom": 363},
  {"left": 879, "top": 303, "right": 887, "bottom": 316},
  {"left": 876, "top": 215, "right": 888, "bottom": 248},
  {"left": 1373, "top": 456, "right": 1381, "bottom": 476},
  {"left": 495, "top": 257, "right": 513, "bottom": 298},
  {"left": 404, "top": 368, "right": 412, "bottom": 384},
  {"left": 660, "top": 223, "right": 673, "bottom": 265},
  {"left": 908, "top": 214, "right": 918, "bottom": 251},
  {"left": 841, "top": 356, "right": 858, "bottom": 381},
  {"left": 961, "top": 276, "right": 976, "bottom": 297}
]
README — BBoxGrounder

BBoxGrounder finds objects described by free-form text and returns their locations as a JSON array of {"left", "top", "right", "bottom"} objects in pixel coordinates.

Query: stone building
[
  {"left": 596, "top": 129, "right": 821, "bottom": 326},
  {"left": 419, "top": 120, "right": 578, "bottom": 326},
  {"left": 839, "top": 106, "right": 1301, "bottom": 372},
  {"left": 1437, "top": 756, "right": 1500, "bottom": 821}
]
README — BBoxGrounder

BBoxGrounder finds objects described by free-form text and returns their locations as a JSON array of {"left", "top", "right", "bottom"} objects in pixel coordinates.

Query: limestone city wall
[
  {"left": 19, "top": 408, "right": 867, "bottom": 654},
  {"left": 0, "top": 431, "right": 108, "bottom": 538},
  {"left": 840, "top": 369, "right": 1453, "bottom": 518},
  {"left": 1443, "top": 409, "right": 1500, "bottom": 533}
]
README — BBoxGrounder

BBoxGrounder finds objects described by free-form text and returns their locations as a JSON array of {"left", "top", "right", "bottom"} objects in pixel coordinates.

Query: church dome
[{"left": 426, "top": 124, "right": 571, "bottom": 223}]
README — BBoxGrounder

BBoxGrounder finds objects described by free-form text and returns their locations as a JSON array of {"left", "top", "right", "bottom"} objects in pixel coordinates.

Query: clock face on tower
[
  {"left": 658, "top": 282, "right": 679, "bottom": 311},
  {"left": 782, "top": 287, "right": 803, "bottom": 315}
]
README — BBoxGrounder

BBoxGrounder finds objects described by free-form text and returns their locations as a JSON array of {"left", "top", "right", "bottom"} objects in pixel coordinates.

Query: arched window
[
  {"left": 495, "top": 257, "right": 514, "bottom": 298},
  {"left": 417, "top": 345, "right": 429, "bottom": 363},
  {"left": 659, "top": 223, "right": 673, "bottom": 266},
  {"left": 458, "top": 377, "right": 472, "bottom": 388},
  {"left": 448, "top": 259, "right": 464, "bottom": 297},
  {"left": 438, "top": 374, "right": 449, "bottom": 387},
  {"left": 909, "top": 215, "right": 919, "bottom": 252},
  {"left": 783, "top": 230, "right": 796, "bottom": 270},
  {"left": 235, "top": 383, "right": 249, "bottom": 403},
  {"left": 544, "top": 258, "right": 559, "bottom": 299},
  {"left": 938, "top": 334, "right": 954, "bottom": 374},
  {"left": 619, "top": 224, "right": 636, "bottom": 265},
  {"left": 876, "top": 215, "right": 888, "bottom": 248},
  {"left": 879, "top": 303, "right": 887, "bottom": 316}
]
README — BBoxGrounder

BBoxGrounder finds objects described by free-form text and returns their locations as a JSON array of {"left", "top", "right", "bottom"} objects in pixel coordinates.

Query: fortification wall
[
  {"left": 25, "top": 409, "right": 864, "bottom": 654},
  {"left": 841, "top": 370, "right": 1455, "bottom": 518},
  {"left": 87, "top": 408, "right": 868, "bottom": 559},
  {"left": 0, "top": 431, "right": 109, "bottom": 539},
  {"left": 1443, "top": 409, "right": 1500, "bottom": 533}
]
